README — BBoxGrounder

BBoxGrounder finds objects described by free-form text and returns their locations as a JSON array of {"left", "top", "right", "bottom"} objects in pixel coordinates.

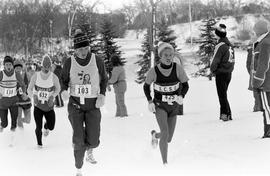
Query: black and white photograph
[{"left": 0, "top": 0, "right": 270, "bottom": 175}]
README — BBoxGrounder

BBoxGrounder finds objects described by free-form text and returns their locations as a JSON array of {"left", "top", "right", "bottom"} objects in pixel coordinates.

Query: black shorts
[{"left": 154, "top": 99, "right": 180, "bottom": 117}]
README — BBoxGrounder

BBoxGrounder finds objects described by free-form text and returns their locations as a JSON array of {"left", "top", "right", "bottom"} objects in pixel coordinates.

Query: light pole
[{"left": 149, "top": 0, "right": 161, "bottom": 67}]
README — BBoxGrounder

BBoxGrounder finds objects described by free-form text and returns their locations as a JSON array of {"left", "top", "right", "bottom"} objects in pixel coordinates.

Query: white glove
[
  {"left": 175, "top": 95, "right": 183, "bottom": 105},
  {"left": 61, "top": 90, "right": 70, "bottom": 101},
  {"left": 148, "top": 102, "right": 156, "bottom": 113},
  {"left": 95, "top": 94, "right": 105, "bottom": 108}
]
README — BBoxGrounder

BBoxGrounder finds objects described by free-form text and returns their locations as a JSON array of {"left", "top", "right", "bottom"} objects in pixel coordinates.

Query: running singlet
[
  {"left": 34, "top": 72, "right": 55, "bottom": 111},
  {"left": 69, "top": 54, "right": 100, "bottom": 99},
  {"left": 153, "top": 63, "right": 180, "bottom": 105},
  {"left": 0, "top": 71, "right": 17, "bottom": 98}
]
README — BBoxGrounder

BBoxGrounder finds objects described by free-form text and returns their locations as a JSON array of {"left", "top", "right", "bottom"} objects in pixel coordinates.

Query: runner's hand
[
  {"left": 175, "top": 95, "right": 183, "bottom": 105},
  {"left": 48, "top": 95, "right": 54, "bottom": 107},
  {"left": 95, "top": 94, "right": 105, "bottom": 108},
  {"left": 61, "top": 90, "right": 69, "bottom": 101},
  {"left": 148, "top": 101, "right": 156, "bottom": 113},
  {"left": 21, "top": 93, "right": 28, "bottom": 101}
]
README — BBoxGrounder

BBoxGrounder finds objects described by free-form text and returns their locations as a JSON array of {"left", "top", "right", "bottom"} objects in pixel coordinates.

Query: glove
[
  {"left": 148, "top": 101, "right": 156, "bottom": 113},
  {"left": 21, "top": 93, "right": 28, "bottom": 101},
  {"left": 48, "top": 95, "right": 54, "bottom": 107},
  {"left": 61, "top": 90, "right": 69, "bottom": 101},
  {"left": 95, "top": 94, "right": 105, "bottom": 108},
  {"left": 175, "top": 95, "right": 183, "bottom": 105}
]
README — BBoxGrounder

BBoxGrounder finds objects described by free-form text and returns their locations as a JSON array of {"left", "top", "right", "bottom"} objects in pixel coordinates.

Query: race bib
[
  {"left": 37, "top": 90, "right": 49, "bottom": 102},
  {"left": 75, "top": 84, "right": 92, "bottom": 97},
  {"left": 3, "top": 87, "right": 17, "bottom": 97},
  {"left": 162, "top": 95, "right": 178, "bottom": 105}
]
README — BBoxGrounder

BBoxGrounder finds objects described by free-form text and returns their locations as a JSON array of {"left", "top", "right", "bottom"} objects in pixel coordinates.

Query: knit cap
[
  {"left": 73, "top": 29, "right": 89, "bottom": 49},
  {"left": 158, "top": 42, "right": 174, "bottom": 57},
  {"left": 3, "top": 56, "right": 14, "bottom": 65},
  {"left": 215, "top": 24, "right": 227, "bottom": 38}
]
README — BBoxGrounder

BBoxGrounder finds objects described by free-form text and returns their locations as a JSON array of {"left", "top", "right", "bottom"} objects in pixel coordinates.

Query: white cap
[{"left": 158, "top": 42, "right": 174, "bottom": 57}]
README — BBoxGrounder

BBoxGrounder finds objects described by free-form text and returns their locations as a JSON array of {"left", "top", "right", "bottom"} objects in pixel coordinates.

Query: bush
[{"left": 236, "top": 29, "right": 251, "bottom": 41}]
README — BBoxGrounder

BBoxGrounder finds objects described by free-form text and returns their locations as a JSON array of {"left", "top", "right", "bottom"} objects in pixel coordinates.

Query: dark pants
[
  {"left": 34, "top": 107, "right": 55, "bottom": 146},
  {"left": 253, "top": 89, "right": 263, "bottom": 111},
  {"left": 68, "top": 97, "right": 101, "bottom": 169},
  {"left": 215, "top": 73, "right": 232, "bottom": 116},
  {"left": 0, "top": 106, "right": 18, "bottom": 130},
  {"left": 259, "top": 91, "right": 270, "bottom": 137}
]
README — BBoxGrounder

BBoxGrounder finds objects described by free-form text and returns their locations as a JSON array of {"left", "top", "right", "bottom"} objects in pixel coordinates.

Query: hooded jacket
[{"left": 210, "top": 37, "right": 235, "bottom": 74}]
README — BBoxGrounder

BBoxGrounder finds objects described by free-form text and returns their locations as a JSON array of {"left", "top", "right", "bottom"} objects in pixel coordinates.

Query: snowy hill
[
  {"left": 1, "top": 14, "right": 270, "bottom": 176},
  {"left": 1, "top": 42, "right": 270, "bottom": 176}
]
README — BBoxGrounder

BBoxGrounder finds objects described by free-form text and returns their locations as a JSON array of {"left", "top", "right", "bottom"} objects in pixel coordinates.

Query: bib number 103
[{"left": 75, "top": 85, "right": 91, "bottom": 96}]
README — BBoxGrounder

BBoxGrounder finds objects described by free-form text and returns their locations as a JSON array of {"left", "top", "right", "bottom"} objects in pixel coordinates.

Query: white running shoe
[
  {"left": 43, "top": 129, "right": 49, "bottom": 137},
  {"left": 85, "top": 149, "right": 97, "bottom": 164},
  {"left": 151, "top": 130, "right": 158, "bottom": 149}
]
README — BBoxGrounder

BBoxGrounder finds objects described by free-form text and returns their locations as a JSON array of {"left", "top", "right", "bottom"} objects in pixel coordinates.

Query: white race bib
[
  {"left": 3, "top": 87, "right": 17, "bottom": 97},
  {"left": 75, "top": 84, "right": 92, "bottom": 97},
  {"left": 37, "top": 90, "right": 50, "bottom": 102},
  {"left": 162, "top": 95, "right": 178, "bottom": 105}
]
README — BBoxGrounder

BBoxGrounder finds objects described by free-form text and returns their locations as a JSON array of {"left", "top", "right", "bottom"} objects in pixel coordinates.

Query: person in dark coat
[
  {"left": 210, "top": 23, "right": 235, "bottom": 122},
  {"left": 251, "top": 20, "right": 270, "bottom": 138},
  {"left": 53, "top": 59, "right": 64, "bottom": 107}
]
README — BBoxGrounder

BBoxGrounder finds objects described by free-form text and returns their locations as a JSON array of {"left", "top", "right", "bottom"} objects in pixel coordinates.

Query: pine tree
[
  {"left": 155, "top": 17, "right": 177, "bottom": 63},
  {"left": 100, "top": 17, "right": 125, "bottom": 74},
  {"left": 135, "top": 29, "right": 151, "bottom": 84},
  {"left": 195, "top": 17, "right": 217, "bottom": 80}
]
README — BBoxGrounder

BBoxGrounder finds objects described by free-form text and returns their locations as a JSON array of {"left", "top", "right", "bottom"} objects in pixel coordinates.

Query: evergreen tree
[
  {"left": 155, "top": 17, "right": 177, "bottom": 63},
  {"left": 100, "top": 17, "right": 125, "bottom": 74},
  {"left": 135, "top": 29, "right": 151, "bottom": 84},
  {"left": 195, "top": 17, "right": 217, "bottom": 80}
]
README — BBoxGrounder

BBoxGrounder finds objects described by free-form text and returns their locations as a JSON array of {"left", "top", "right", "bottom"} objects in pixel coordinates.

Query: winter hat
[
  {"left": 253, "top": 20, "right": 269, "bottom": 36},
  {"left": 3, "top": 56, "right": 14, "bottom": 65},
  {"left": 215, "top": 24, "right": 227, "bottom": 38},
  {"left": 14, "top": 59, "right": 23, "bottom": 68},
  {"left": 41, "top": 55, "right": 52, "bottom": 68},
  {"left": 73, "top": 29, "right": 89, "bottom": 49},
  {"left": 158, "top": 42, "right": 174, "bottom": 57}
]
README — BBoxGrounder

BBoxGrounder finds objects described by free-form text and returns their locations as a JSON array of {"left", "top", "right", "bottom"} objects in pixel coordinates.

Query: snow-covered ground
[{"left": 1, "top": 37, "right": 270, "bottom": 176}]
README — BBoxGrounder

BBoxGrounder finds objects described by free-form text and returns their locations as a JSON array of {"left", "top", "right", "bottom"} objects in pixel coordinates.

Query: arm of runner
[
  {"left": 176, "top": 64, "right": 189, "bottom": 97},
  {"left": 15, "top": 71, "right": 26, "bottom": 93},
  {"left": 52, "top": 73, "right": 61, "bottom": 98},
  {"left": 97, "top": 57, "right": 108, "bottom": 96},
  {"left": 27, "top": 73, "right": 37, "bottom": 98},
  {"left": 143, "top": 68, "right": 156, "bottom": 102},
  {"left": 60, "top": 57, "right": 71, "bottom": 91}
]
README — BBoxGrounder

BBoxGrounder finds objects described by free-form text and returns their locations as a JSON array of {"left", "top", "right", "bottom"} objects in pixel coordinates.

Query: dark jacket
[
  {"left": 210, "top": 37, "right": 235, "bottom": 75},
  {"left": 253, "top": 32, "right": 270, "bottom": 91}
]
